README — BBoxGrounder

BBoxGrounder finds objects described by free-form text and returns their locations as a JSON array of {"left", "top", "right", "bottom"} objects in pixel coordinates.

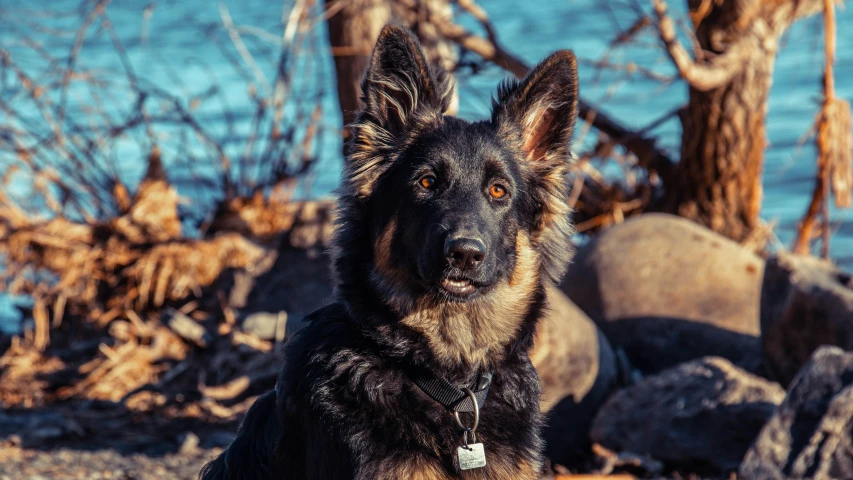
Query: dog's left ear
[
  {"left": 492, "top": 50, "right": 578, "bottom": 167},
  {"left": 493, "top": 51, "right": 579, "bottom": 281}
]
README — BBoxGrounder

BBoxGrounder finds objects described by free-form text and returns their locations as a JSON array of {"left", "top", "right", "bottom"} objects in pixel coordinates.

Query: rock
[
  {"left": 591, "top": 356, "right": 785, "bottom": 473},
  {"left": 222, "top": 242, "right": 333, "bottom": 342},
  {"left": 178, "top": 432, "right": 200, "bottom": 454},
  {"left": 220, "top": 200, "right": 337, "bottom": 330},
  {"left": 535, "top": 284, "right": 619, "bottom": 467},
  {"left": 535, "top": 284, "right": 619, "bottom": 411},
  {"left": 229, "top": 246, "right": 334, "bottom": 333},
  {"left": 164, "top": 309, "right": 212, "bottom": 348},
  {"left": 561, "top": 213, "right": 763, "bottom": 374},
  {"left": 740, "top": 346, "right": 853, "bottom": 480},
  {"left": 240, "top": 311, "right": 289, "bottom": 341},
  {"left": 760, "top": 253, "right": 853, "bottom": 386},
  {"left": 0, "top": 409, "right": 84, "bottom": 448}
]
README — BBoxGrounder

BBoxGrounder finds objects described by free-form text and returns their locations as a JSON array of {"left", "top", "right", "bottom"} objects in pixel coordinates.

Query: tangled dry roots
[
  {"left": 1, "top": 177, "right": 270, "bottom": 344},
  {"left": 0, "top": 166, "right": 333, "bottom": 420}
]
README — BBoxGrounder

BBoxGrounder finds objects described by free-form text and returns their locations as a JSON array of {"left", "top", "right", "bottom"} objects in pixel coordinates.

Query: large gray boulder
[
  {"left": 561, "top": 213, "right": 763, "bottom": 373},
  {"left": 761, "top": 253, "right": 853, "bottom": 386},
  {"left": 591, "top": 356, "right": 785, "bottom": 473},
  {"left": 740, "top": 346, "right": 853, "bottom": 480},
  {"left": 536, "top": 284, "right": 619, "bottom": 467}
]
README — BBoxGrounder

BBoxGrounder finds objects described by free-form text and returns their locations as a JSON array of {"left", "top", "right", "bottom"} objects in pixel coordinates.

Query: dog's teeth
[{"left": 441, "top": 278, "right": 475, "bottom": 296}]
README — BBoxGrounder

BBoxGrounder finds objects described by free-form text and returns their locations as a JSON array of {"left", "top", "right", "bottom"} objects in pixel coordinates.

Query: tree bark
[
  {"left": 325, "top": 0, "right": 392, "bottom": 129},
  {"left": 663, "top": 0, "right": 830, "bottom": 241},
  {"left": 324, "top": 0, "right": 457, "bottom": 134},
  {"left": 667, "top": 39, "right": 774, "bottom": 241}
]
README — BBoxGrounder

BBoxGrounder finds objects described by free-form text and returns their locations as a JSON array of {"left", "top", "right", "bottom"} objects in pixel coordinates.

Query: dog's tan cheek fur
[
  {"left": 371, "top": 217, "right": 422, "bottom": 313},
  {"left": 401, "top": 231, "right": 541, "bottom": 366},
  {"left": 373, "top": 217, "right": 398, "bottom": 280}
]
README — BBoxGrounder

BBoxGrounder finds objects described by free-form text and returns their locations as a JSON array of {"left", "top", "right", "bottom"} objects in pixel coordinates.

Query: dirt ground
[
  {"left": 0, "top": 445, "right": 220, "bottom": 480},
  {"left": 0, "top": 405, "right": 237, "bottom": 480}
]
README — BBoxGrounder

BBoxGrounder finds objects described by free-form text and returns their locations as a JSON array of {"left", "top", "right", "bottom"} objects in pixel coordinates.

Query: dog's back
[{"left": 199, "top": 391, "right": 280, "bottom": 480}]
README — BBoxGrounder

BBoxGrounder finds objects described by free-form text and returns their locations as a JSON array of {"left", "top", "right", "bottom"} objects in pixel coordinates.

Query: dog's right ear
[
  {"left": 345, "top": 24, "right": 452, "bottom": 199},
  {"left": 360, "top": 24, "right": 451, "bottom": 137}
]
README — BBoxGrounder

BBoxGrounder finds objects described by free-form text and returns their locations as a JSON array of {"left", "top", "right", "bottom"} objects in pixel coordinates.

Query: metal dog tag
[{"left": 457, "top": 443, "right": 487, "bottom": 470}]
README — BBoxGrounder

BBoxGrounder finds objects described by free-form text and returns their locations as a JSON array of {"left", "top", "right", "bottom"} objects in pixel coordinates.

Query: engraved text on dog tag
[{"left": 457, "top": 443, "right": 487, "bottom": 470}]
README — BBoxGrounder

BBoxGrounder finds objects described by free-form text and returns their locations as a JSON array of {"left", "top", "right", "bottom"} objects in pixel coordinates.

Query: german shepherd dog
[{"left": 201, "top": 24, "right": 578, "bottom": 480}]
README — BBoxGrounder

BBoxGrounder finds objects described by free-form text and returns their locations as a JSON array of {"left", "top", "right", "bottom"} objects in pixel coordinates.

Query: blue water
[{"left": 1, "top": 0, "right": 852, "bottom": 328}]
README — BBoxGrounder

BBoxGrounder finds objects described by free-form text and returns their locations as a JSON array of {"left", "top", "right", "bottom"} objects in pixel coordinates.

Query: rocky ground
[
  {"left": 0, "top": 407, "right": 235, "bottom": 479},
  {"left": 0, "top": 445, "right": 219, "bottom": 480}
]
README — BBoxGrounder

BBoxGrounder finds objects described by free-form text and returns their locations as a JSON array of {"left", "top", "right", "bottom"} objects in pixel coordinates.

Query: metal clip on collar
[{"left": 453, "top": 387, "right": 480, "bottom": 444}]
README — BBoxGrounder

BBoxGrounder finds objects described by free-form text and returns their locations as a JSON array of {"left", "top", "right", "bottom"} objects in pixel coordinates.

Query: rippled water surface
[{"left": 1, "top": 0, "right": 852, "bottom": 328}]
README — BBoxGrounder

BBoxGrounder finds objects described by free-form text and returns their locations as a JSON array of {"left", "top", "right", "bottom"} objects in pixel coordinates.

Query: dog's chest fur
[{"left": 276, "top": 304, "right": 543, "bottom": 480}]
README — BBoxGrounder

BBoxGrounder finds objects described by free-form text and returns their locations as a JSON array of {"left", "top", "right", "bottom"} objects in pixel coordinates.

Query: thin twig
[
  {"left": 58, "top": 0, "right": 110, "bottom": 123},
  {"left": 219, "top": 2, "right": 272, "bottom": 96},
  {"left": 422, "top": 0, "right": 677, "bottom": 185}
]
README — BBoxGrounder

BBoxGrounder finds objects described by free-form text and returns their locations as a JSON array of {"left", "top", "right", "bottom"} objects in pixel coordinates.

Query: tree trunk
[
  {"left": 324, "top": 0, "right": 457, "bottom": 134},
  {"left": 325, "top": 0, "right": 392, "bottom": 129},
  {"left": 667, "top": 36, "right": 775, "bottom": 241},
  {"left": 664, "top": 0, "right": 830, "bottom": 241},
  {"left": 391, "top": 0, "right": 459, "bottom": 115}
]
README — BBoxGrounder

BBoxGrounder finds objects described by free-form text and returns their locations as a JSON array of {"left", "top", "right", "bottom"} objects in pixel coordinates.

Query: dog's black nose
[{"left": 445, "top": 237, "right": 486, "bottom": 270}]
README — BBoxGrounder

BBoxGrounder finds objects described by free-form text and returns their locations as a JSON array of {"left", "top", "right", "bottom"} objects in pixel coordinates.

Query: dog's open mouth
[{"left": 440, "top": 277, "right": 477, "bottom": 297}]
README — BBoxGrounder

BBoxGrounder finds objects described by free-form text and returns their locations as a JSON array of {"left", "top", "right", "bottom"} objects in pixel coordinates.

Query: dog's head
[{"left": 334, "top": 25, "right": 577, "bottom": 347}]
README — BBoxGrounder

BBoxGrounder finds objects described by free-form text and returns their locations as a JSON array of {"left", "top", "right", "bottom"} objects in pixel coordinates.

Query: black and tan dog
[{"left": 201, "top": 24, "right": 578, "bottom": 480}]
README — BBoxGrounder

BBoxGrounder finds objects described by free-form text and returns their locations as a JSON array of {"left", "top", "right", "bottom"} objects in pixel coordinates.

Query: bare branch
[
  {"left": 58, "top": 0, "right": 109, "bottom": 123},
  {"left": 219, "top": 2, "right": 272, "bottom": 96},
  {"left": 429, "top": 16, "right": 528, "bottom": 77},
  {"left": 424, "top": 1, "right": 676, "bottom": 183},
  {"left": 578, "top": 57, "right": 675, "bottom": 83},
  {"left": 779, "top": 0, "right": 841, "bottom": 24},
  {"left": 652, "top": 0, "right": 747, "bottom": 92},
  {"left": 272, "top": 0, "right": 311, "bottom": 137},
  {"left": 611, "top": 16, "right": 652, "bottom": 47},
  {"left": 454, "top": 0, "right": 498, "bottom": 44}
]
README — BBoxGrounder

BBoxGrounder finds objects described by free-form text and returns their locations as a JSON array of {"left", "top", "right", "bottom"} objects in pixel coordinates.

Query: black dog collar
[{"left": 408, "top": 368, "right": 493, "bottom": 413}]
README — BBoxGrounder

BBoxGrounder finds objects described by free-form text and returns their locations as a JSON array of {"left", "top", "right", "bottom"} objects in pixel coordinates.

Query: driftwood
[{"left": 793, "top": 0, "right": 853, "bottom": 257}]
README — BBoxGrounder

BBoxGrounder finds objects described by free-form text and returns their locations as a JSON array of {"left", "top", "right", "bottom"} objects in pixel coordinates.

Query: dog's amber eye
[
  {"left": 489, "top": 184, "right": 507, "bottom": 199},
  {"left": 419, "top": 175, "right": 436, "bottom": 189}
]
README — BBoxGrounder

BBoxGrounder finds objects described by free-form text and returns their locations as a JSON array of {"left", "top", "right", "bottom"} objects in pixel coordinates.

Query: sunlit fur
[
  {"left": 492, "top": 51, "right": 579, "bottom": 282},
  {"left": 200, "top": 24, "right": 578, "bottom": 480}
]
